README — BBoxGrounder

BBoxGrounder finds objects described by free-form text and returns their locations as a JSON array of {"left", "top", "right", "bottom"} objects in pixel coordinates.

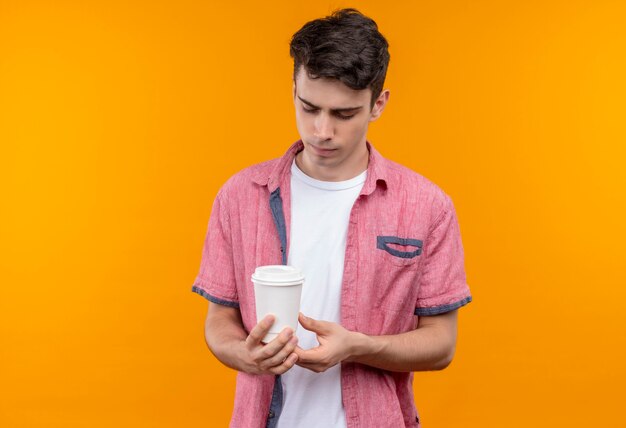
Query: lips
[{"left": 309, "top": 144, "right": 337, "bottom": 157}]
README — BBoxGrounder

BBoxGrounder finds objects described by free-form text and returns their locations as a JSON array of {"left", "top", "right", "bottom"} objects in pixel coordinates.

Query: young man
[{"left": 192, "top": 8, "right": 472, "bottom": 428}]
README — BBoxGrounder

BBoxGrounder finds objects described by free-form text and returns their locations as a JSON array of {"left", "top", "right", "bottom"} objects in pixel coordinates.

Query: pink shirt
[{"left": 192, "top": 140, "right": 472, "bottom": 428}]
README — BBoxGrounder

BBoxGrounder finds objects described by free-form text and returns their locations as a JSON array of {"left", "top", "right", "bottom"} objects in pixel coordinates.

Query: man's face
[{"left": 292, "top": 66, "right": 389, "bottom": 181}]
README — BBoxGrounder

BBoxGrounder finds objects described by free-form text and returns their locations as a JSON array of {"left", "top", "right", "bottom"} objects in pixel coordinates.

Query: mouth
[{"left": 309, "top": 144, "right": 337, "bottom": 157}]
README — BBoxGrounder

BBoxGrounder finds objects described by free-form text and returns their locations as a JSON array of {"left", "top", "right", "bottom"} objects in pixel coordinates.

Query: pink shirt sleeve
[
  {"left": 414, "top": 195, "right": 471, "bottom": 316},
  {"left": 192, "top": 189, "right": 239, "bottom": 307}
]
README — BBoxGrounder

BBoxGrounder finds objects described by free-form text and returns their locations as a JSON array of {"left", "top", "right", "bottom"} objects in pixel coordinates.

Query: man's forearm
[
  {"left": 204, "top": 307, "right": 249, "bottom": 372},
  {"left": 347, "top": 311, "right": 458, "bottom": 372}
]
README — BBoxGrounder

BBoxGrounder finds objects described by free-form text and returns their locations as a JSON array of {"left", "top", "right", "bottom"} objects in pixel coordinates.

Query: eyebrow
[{"left": 297, "top": 96, "right": 363, "bottom": 113}]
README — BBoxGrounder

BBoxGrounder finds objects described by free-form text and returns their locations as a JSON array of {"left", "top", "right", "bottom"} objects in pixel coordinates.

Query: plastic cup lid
[{"left": 251, "top": 265, "right": 305, "bottom": 285}]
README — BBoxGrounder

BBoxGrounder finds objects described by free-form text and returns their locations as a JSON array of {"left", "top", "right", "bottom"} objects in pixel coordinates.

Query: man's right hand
[
  {"left": 239, "top": 315, "right": 299, "bottom": 375},
  {"left": 204, "top": 303, "right": 299, "bottom": 376}
]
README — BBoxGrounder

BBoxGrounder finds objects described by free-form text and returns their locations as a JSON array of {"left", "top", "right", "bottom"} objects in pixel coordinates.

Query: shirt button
[{"left": 269, "top": 410, "right": 275, "bottom": 418}]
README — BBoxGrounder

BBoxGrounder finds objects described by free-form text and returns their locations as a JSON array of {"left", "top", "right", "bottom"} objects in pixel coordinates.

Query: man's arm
[
  {"left": 204, "top": 303, "right": 300, "bottom": 375},
  {"left": 294, "top": 310, "right": 458, "bottom": 373}
]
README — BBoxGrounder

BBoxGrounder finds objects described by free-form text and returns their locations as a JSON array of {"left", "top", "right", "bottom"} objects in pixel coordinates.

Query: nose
[{"left": 313, "top": 112, "right": 334, "bottom": 141}]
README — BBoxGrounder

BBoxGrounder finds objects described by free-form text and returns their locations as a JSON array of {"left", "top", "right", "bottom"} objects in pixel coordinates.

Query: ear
[
  {"left": 293, "top": 81, "right": 297, "bottom": 102},
  {"left": 369, "top": 89, "right": 390, "bottom": 123}
]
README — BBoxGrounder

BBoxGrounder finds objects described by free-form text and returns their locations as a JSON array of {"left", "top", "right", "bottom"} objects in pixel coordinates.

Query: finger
[
  {"left": 245, "top": 315, "right": 275, "bottom": 348},
  {"left": 293, "top": 346, "right": 323, "bottom": 364},
  {"left": 263, "top": 336, "right": 298, "bottom": 368},
  {"left": 293, "top": 345, "right": 307, "bottom": 360},
  {"left": 255, "top": 327, "right": 294, "bottom": 361},
  {"left": 270, "top": 353, "right": 299, "bottom": 375},
  {"left": 294, "top": 361, "right": 324, "bottom": 373}
]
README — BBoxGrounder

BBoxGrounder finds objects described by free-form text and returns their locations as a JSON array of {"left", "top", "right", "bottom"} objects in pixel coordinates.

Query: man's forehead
[
  {"left": 294, "top": 74, "right": 370, "bottom": 110},
  {"left": 297, "top": 95, "right": 363, "bottom": 112}
]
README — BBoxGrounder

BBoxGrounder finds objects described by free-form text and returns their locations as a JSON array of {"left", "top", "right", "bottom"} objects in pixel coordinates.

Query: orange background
[{"left": 1, "top": 1, "right": 625, "bottom": 427}]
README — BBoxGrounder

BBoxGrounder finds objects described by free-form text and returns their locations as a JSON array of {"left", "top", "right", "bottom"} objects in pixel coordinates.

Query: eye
[
  {"left": 336, "top": 113, "right": 356, "bottom": 121},
  {"left": 303, "top": 106, "right": 355, "bottom": 120}
]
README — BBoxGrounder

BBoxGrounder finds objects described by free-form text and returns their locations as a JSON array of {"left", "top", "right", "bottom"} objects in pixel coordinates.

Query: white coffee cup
[{"left": 252, "top": 265, "right": 305, "bottom": 343}]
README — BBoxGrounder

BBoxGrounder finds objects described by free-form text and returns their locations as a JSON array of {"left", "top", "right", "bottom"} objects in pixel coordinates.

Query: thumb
[{"left": 298, "top": 312, "right": 327, "bottom": 334}]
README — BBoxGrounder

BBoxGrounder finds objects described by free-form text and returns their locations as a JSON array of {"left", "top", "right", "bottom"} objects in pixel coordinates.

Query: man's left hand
[{"left": 294, "top": 312, "right": 361, "bottom": 373}]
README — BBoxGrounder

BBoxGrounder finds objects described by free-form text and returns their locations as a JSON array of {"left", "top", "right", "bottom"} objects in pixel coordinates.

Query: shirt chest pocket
[
  {"left": 376, "top": 236, "right": 423, "bottom": 269},
  {"left": 371, "top": 235, "right": 423, "bottom": 313}
]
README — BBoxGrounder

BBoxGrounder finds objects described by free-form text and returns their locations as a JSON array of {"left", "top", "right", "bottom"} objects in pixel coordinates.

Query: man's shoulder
[
  {"left": 381, "top": 156, "right": 452, "bottom": 209},
  {"left": 218, "top": 157, "right": 280, "bottom": 195}
]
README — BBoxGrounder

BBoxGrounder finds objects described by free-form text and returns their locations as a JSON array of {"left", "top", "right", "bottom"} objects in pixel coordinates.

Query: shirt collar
[{"left": 252, "top": 139, "right": 388, "bottom": 195}]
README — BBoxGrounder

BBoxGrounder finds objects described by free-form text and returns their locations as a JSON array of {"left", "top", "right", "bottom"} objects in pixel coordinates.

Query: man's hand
[
  {"left": 204, "top": 304, "right": 299, "bottom": 375},
  {"left": 293, "top": 310, "right": 459, "bottom": 373},
  {"left": 294, "top": 313, "right": 363, "bottom": 373},
  {"left": 238, "top": 314, "right": 300, "bottom": 375}
]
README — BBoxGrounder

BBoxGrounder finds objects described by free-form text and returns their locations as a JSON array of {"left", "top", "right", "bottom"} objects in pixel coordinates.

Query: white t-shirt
[{"left": 276, "top": 159, "right": 367, "bottom": 428}]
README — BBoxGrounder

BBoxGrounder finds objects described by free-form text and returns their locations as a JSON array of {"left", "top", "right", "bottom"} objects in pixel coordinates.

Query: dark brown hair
[{"left": 289, "top": 8, "right": 390, "bottom": 110}]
